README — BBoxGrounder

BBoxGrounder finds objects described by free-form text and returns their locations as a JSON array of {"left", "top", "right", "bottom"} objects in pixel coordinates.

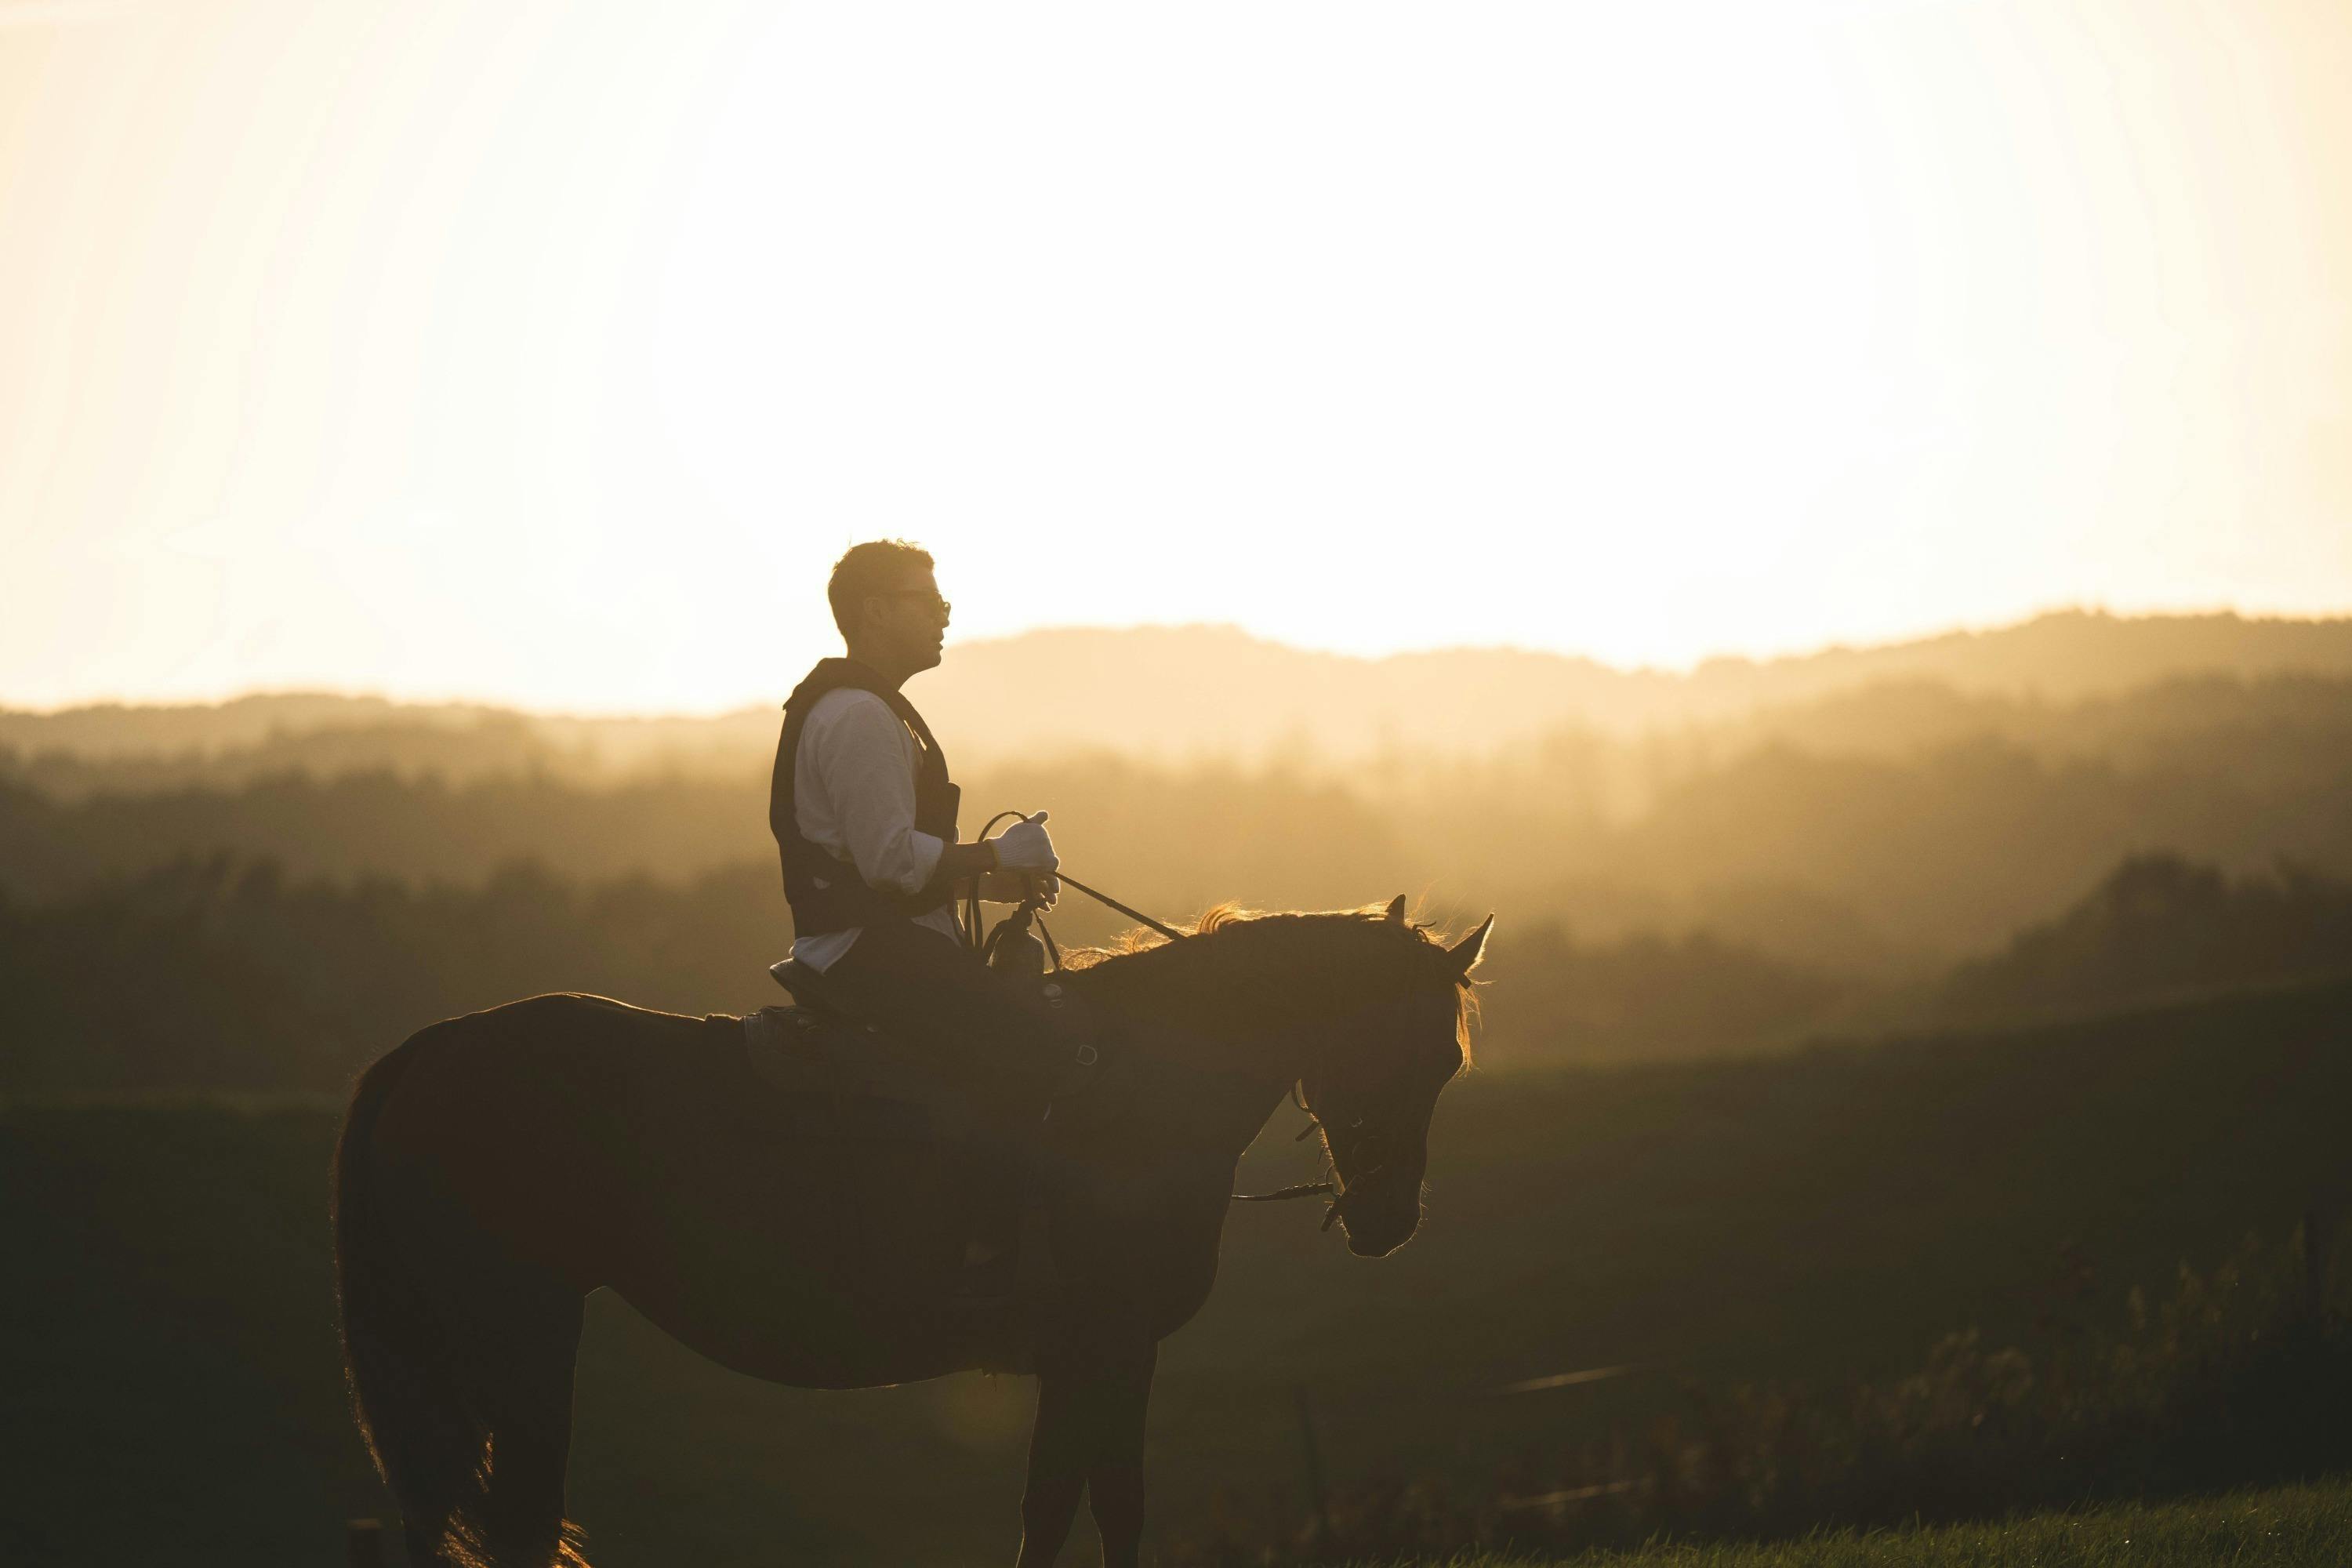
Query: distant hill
[
  {"left": 9, "top": 610, "right": 2350, "bottom": 976},
  {"left": 931, "top": 608, "right": 2352, "bottom": 761},
  {"left": 8, "top": 694, "right": 2351, "bottom": 975},
  {"left": 1940, "top": 854, "right": 2352, "bottom": 1025},
  {"left": 8, "top": 608, "right": 2352, "bottom": 772}
]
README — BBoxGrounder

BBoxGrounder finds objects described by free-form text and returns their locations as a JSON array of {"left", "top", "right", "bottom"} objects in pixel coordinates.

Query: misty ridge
[
  {"left": 5, "top": 608, "right": 2352, "bottom": 1091},
  {"left": 13, "top": 607, "right": 2352, "bottom": 782}
]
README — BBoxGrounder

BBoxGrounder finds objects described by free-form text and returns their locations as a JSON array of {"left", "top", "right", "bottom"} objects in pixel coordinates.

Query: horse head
[{"left": 1298, "top": 895, "right": 1490, "bottom": 1258}]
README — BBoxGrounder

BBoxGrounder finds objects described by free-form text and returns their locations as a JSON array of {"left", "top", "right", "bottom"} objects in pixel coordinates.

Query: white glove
[{"left": 992, "top": 811, "right": 1060, "bottom": 874}]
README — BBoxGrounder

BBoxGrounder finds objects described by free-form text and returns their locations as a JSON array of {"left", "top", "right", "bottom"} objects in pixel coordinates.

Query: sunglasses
[{"left": 874, "top": 589, "right": 951, "bottom": 618}]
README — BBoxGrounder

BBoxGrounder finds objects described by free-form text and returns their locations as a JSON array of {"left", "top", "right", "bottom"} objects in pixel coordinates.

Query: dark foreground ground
[
  {"left": 1451, "top": 1479, "right": 2352, "bottom": 1568},
  {"left": 3, "top": 978, "right": 2349, "bottom": 1566}
]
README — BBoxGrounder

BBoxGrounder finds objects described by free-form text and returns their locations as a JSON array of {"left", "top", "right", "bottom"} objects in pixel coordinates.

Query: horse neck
[{"left": 1069, "top": 927, "right": 1345, "bottom": 1145}]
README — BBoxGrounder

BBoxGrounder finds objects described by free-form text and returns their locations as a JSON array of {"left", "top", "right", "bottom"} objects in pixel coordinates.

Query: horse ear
[
  {"left": 1385, "top": 894, "right": 1408, "bottom": 924},
  {"left": 1447, "top": 914, "right": 1494, "bottom": 975}
]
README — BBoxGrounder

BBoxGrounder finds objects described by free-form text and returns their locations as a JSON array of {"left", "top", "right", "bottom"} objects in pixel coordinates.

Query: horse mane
[{"left": 1062, "top": 902, "right": 1479, "bottom": 1066}]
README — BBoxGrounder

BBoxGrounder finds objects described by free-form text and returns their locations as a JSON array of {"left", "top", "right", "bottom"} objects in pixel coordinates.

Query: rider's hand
[
  {"left": 979, "top": 867, "right": 1060, "bottom": 909},
  {"left": 991, "top": 811, "right": 1059, "bottom": 875}
]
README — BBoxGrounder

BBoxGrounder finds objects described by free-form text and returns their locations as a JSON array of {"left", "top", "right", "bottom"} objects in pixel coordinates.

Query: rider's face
[{"left": 862, "top": 566, "right": 950, "bottom": 675}]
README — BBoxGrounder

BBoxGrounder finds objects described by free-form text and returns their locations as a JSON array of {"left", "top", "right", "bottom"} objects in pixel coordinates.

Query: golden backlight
[{"left": 3, "top": 0, "right": 2348, "bottom": 712}]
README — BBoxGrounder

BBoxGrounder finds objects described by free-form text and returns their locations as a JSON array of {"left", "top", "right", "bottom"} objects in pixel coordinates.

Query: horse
[{"left": 333, "top": 894, "right": 1490, "bottom": 1568}]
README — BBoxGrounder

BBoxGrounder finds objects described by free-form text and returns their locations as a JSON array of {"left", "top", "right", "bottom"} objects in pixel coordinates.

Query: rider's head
[{"left": 829, "top": 539, "right": 949, "bottom": 686}]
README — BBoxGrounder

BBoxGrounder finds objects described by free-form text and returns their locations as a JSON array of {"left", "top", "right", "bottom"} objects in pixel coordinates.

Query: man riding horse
[
  {"left": 769, "top": 539, "right": 1094, "bottom": 1296},
  {"left": 336, "top": 540, "right": 1490, "bottom": 1567}
]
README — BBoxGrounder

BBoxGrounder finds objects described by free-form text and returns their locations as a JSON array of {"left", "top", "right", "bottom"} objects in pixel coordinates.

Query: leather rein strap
[{"left": 1054, "top": 872, "right": 1188, "bottom": 945}]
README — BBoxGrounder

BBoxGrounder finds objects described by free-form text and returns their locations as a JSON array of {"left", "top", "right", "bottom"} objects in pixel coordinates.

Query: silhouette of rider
[{"left": 770, "top": 539, "right": 1086, "bottom": 1287}]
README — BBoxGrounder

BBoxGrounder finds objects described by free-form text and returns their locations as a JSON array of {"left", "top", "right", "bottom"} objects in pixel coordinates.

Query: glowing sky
[{"left": 5, "top": 0, "right": 2350, "bottom": 713}]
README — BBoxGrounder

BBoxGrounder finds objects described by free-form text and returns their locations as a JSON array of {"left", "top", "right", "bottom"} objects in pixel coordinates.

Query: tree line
[
  {"left": 5, "top": 844, "right": 2349, "bottom": 1095},
  {"left": 8, "top": 675, "right": 2352, "bottom": 971}
]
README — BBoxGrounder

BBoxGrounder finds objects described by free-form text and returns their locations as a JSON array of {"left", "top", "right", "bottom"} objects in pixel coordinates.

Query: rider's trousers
[
  {"left": 822, "top": 915, "right": 1084, "bottom": 1259},
  {"left": 820, "top": 913, "right": 1085, "bottom": 1112}
]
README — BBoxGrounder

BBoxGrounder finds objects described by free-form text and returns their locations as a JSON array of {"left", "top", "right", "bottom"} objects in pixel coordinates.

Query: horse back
[{"left": 361, "top": 993, "right": 1011, "bottom": 1384}]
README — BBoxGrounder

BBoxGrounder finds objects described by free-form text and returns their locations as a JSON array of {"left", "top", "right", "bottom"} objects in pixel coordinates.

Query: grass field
[
  {"left": 1450, "top": 1480, "right": 2352, "bottom": 1567},
  {"left": 2, "top": 977, "right": 2347, "bottom": 1565}
]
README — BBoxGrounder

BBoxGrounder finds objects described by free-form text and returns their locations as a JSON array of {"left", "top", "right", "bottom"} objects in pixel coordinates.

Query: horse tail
[
  {"left": 334, "top": 1022, "right": 592, "bottom": 1568},
  {"left": 334, "top": 1026, "right": 479, "bottom": 1555}
]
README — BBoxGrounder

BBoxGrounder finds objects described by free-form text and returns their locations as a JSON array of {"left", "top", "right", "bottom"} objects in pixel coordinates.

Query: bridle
[
  {"left": 966, "top": 815, "right": 1388, "bottom": 1221},
  {"left": 1246, "top": 1075, "right": 1402, "bottom": 1232}
]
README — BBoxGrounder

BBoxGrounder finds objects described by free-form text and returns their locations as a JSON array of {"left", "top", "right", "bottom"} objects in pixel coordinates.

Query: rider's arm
[
  {"left": 804, "top": 691, "right": 1044, "bottom": 902},
  {"left": 807, "top": 692, "right": 958, "bottom": 896},
  {"left": 935, "top": 840, "right": 998, "bottom": 885}
]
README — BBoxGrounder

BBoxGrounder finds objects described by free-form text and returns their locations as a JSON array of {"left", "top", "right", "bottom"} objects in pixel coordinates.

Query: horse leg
[
  {"left": 369, "top": 1286, "right": 586, "bottom": 1568},
  {"left": 373, "top": 1160, "right": 590, "bottom": 1568},
  {"left": 1015, "top": 1370, "right": 1087, "bottom": 1568},
  {"left": 1082, "top": 1342, "right": 1156, "bottom": 1568},
  {"left": 390, "top": 1279, "right": 586, "bottom": 1568},
  {"left": 1015, "top": 1338, "right": 1157, "bottom": 1568},
  {"left": 466, "top": 1290, "right": 588, "bottom": 1568}
]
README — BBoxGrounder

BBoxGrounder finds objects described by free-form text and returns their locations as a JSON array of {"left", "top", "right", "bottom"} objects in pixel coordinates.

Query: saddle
[
  {"left": 743, "top": 960, "right": 958, "bottom": 1117},
  {"left": 751, "top": 959, "right": 1106, "bottom": 1121}
]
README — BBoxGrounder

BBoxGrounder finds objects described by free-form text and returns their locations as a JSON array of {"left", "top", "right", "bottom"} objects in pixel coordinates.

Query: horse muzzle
[{"left": 1334, "top": 1164, "right": 1423, "bottom": 1258}]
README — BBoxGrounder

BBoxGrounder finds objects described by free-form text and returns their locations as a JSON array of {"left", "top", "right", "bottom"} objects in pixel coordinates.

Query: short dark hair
[{"left": 827, "top": 539, "right": 935, "bottom": 639}]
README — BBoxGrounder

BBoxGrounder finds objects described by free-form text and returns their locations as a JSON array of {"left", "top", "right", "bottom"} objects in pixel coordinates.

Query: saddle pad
[{"left": 739, "top": 1005, "right": 975, "bottom": 1144}]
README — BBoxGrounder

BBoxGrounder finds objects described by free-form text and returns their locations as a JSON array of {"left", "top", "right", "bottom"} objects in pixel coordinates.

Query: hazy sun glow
[{"left": 5, "top": 0, "right": 2350, "bottom": 712}]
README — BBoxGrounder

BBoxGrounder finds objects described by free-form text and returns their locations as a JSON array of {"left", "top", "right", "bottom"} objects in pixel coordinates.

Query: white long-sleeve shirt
[{"left": 787, "top": 688, "right": 963, "bottom": 972}]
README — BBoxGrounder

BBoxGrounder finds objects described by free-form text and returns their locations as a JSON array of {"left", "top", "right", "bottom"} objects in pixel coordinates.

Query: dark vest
[{"left": 771, "top": 659, "right": 963, "bottom": 938}]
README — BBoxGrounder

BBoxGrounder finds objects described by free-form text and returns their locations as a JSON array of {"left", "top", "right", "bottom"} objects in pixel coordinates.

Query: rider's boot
[{"left": 943, "top": 1131, "right": 1029, "bottom": 1309}]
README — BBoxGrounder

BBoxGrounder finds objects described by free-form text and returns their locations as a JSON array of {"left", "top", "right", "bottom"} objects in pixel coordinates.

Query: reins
[
  {"left": 1231, "top": 1179, "right": 1339, "bottom": 1205},
  {"left": 1054, "top": 872, "right": 1188, "bottom": 945},
  {"left": 970, "top": 810, "right": 1338, "bottom": 1211}
]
